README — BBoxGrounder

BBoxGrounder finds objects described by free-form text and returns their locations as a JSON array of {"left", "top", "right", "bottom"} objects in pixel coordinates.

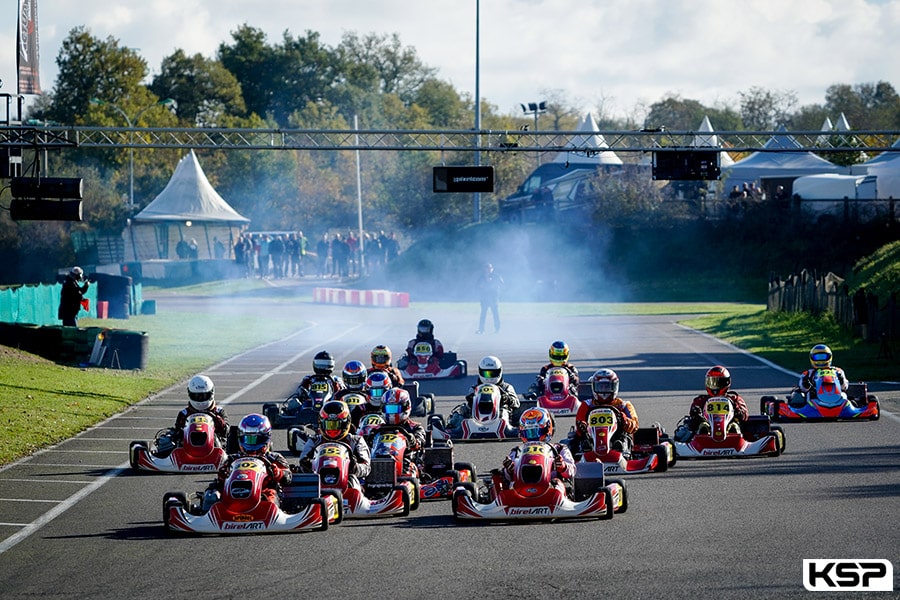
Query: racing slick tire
[
  {"left": 451, "top": 486, "right": 472, "bottom": 519},
  {"left": 652, "top": 444, "right": 669, "bottom": 472},
  {"left": 395, "top": 485, "right": 412, "bottom": 517},
  {"left": 323, "top": 490, "right": 344, "bottom": 525},
  {"left": 129, "top": 441, "right": 147, "bottom": 470},
  {"left": 262, "top": 402, "right": 280, "bottom": 427},
  {"left": 759, "top": 395, "right": 777, "bottom": 415},
  {"left": 869, "top": 396, "right": 880, "bottom": 420},
  {"left": 398, "top": 476, "right": 421, "bottom": 511},
  {"left": 313, "top": 498, "right": 329, "bottom": 531},
  {"left": 606, "top": 477, "right": 628, "bottom": 515},
  {"left": 770, "top": 425, "right": 786, "bottom": 455},
  {"left": 162, "top": 491, "right": 187, "bottom": 531},
  {"left": 226, "top": 425, "right": 240, "bottom": 454}
]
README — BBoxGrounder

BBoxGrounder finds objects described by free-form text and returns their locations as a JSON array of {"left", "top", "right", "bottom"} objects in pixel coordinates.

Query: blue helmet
[{"left": 238, "top": 413, "right": 272, "bottom": 455}]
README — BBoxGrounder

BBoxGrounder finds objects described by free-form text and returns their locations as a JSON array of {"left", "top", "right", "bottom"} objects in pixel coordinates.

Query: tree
[
  {"left": 217, "top": 25, "right": 278, "bottom": 121},
  {"left": 824, "top": 81, "right": 900, "bottom": 130},
  {"left": 645, "top": 94, "right": 707, "bottom": 131},
  {"left": 738, "top": 86, "right": 797, "bottom": 129},
  {"left": 336, "top": 32, "right": 436, "bottom": 104},
  {"left": 41, "top": 27, "right": 149, "bottom": 125},
  {"left": 151, "top": 50, "right": 246, "bottom": 127}
]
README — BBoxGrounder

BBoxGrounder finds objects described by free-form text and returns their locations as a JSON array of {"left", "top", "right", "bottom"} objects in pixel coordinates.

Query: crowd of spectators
[{"left": 231, "top": 230, "right": 401, "bottom": 280}]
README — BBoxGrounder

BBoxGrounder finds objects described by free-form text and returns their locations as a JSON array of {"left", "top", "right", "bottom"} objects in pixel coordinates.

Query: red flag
[{"left": 17, "top": 0, "right": 42, "bottom": 95}]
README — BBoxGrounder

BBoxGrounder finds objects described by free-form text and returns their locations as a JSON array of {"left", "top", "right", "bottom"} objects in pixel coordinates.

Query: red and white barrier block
[{"left": 313, "top": 287, "right": 409, "bottom": 308}]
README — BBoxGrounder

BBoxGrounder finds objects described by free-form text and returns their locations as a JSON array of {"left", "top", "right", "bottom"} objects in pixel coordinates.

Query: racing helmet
[
  {"left": 518, "top": 407, "right": 554, "bottom": 442},
  {"left": 237, "top": 413, "right": 272, "bottom": 455},
  {"left": 364, "top": 371, "right": 392, "bottom": 407},
  {"left": 371, "top": 344, "right": 393, "bottom": 368},
  {"left": 809, "top": 344, "right": 833, "bottom": 368},
  {"left": 590, "top": 368, "right": 619, "bottom": 404},
  {"left": 70, "top": 266, "right": 84, "bottom": 280},
  {"left": 382, "top": 388, "right": 412, "bottom": 426},
  {"left": 319, "top": 400, "right": 352, "bottom": 441},
  {"left": 417, "top": 319, "right": 434, "bottom": 337},
  {"left": 705, "top": 365, "right": 732, "bottom": 396},
  {"left": 549, "top": 340, "right": 569, "bottom": 367},
  {"left": 313, "top": 350, "right": 335, "bottom": 375},
  {"left": 478, "top": 356, "right": 503, "bottom": 384},
  {"left": 342, "top": 360, "right": 368, "bottom": 390},
  {"left": 187, "top": 375, "right": 215, "bottom": 411}
]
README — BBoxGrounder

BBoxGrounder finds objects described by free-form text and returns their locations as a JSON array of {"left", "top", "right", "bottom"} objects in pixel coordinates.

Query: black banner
[
  {"left": 433, "top": 166, "right": 494, "bottom": 193},
  {"left": 17, "top": 0, "right": 41, "bottom": 95}
]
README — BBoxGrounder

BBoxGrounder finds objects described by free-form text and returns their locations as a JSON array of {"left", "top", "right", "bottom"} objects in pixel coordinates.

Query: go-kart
[
  {"left": 364, "top": 425, "right": 422, "bottom": 509},
  {"left": 569, "top": 406, "right": 675, "bottom": 474},
  {"left": 451, "top": 442, "right": 627, "bottom": 522},
  {"left": 528, "top": 367, "right": 582, "bottom": 416},
  {"left": 673, "top": 396, "right": 785, "bottom": 459},
  {"left": 306, "top": 439, "right": 416, "bottom": 518},
  {"left": 262, "top": 377, "right": 336, "bottom": 429},
  {"left": 130, "top": 413, "right": 227, "bottom": 473},
  {"left": 760, "top": 371, "right": 880, "bottom": 421},
  {"left": 163, "top": 457, "right": 342, "bottom": 534},
  {"left": 430, "top": 384, "right": 534, "bottom": 442},
  {"left": 418, "top": 430, "right": 477, "bottom": 501},
  {"left": 396, "top": 342, "right": 467, "bottom": 380}
]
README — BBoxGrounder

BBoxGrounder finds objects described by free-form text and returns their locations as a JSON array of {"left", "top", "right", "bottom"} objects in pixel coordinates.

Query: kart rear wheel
[
  {"left": 759, "top": 395, "right": 776, "bottom": 415},
  {"left": 324, "top": 490, "right": 343, "bottom": 525},
  {"left": 226, "top": 426, "right": 240, "bottom": 454},
  {"left": 313, "top": 498, "right": 328, "bottom": 531},
  {"left": 652, "top": 444, "right": 669, "bottom": 472},
  {"left": 262, "top": 403, "right": 279, "bottom": 425},
  {"left": 771, "top": 425, "right": 786, "bottom": 455},
  {"left": 394, "top": 485, "right": 412, "bottom": 516}
]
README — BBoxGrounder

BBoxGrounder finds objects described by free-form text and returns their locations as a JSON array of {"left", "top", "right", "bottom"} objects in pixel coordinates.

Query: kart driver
[
  {"left": 370, "top": 344, "right": 406, "bottom": 387},
  {"left": 350, "top": 371, "right": 393, "bottom": 428},
  {"left": 791, "top": 344, "right": 849, "bottom": 407},
  {"left": 466, "top": 356, "right": 520, "bottom": 417},
  {"left": 297, "top": 400, "right": 371, "bottom": 484},
  {"left": 405, "top": 318, "right": 445, "bottom": 364},
  {"left": 334, "top": 360, "right": 368, "bottom": 404},
  {"left": 169, "top": 374, "right": 229, "bottom": 448},
  {"left": 675, "top": 365, "right": 749, "bottom": 440},
  {"left": 531, "top": 340, "right": 580, "bottom": 396},
  {"left": 208, "top": 413, "right": 291, "bottom": 507},
  {"left": 380, "top": 388, "right": 427, "bottom": 465},
  {"left": 297, "top": 350, "right": 344, "bottom": 398},
  {"left": 503, "top": 407, "right": 575, "bottom": 488},
  {"left": 569, "top": 368, "right": 639, "bottom": 455}
]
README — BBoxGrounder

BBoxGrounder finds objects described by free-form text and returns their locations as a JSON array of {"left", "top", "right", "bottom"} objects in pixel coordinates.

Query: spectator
[
  {"left": 295, "top": 231, "right": 308, "bottom": 276},
  {"left": 316, "top": 233, "right": 330, "bottom": 278},
  {"left": 384, "top": 232, "right": 400, "bottom": 263},
  {"left": 213, "top": 236, "right": 226, "bottom": 259},
  {"left": 58, "top": 267, "right": 89, "bottom": 327},
  {"left": 476, "top": 262, "right": 503, "bottom": 334},
  {"left": 258, "top": 235, "right": 271, "bottom": 278},
  {"left": 269, "top": 234, "right": 285, "bottom": 279}
]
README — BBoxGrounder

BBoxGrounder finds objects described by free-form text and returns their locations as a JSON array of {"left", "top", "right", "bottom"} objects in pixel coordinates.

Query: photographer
[{"left": 58, "top": 267, "right": 90, "bottom": 327}]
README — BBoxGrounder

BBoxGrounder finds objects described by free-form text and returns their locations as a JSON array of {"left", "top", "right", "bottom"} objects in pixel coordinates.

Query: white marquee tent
[
  {"left": 123, "top": 150, "right": 250, "bottom": 261},
  {"left": 552, "top": 113, "right": 623, "bottom": 166}
]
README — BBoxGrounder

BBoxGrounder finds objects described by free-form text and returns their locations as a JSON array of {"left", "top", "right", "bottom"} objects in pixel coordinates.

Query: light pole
[
  {"left": 521, "top": 101, "right": 547, "bottom": 167},
  {"left": 90, "top": 97, "right": 176, "bottom": 209}
]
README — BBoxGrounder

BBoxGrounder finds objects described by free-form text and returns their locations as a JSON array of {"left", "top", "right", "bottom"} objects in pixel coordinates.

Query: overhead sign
[
  {"left": 433, "top": 166, "right": 494, "bottom": 193},
  {"left": 652, "top": 150, "right": 720, "bottom": 181}
]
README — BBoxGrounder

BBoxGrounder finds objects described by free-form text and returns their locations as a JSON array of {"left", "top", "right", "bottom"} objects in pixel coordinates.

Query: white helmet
[
  {"left": 187, "top": 375, "right": 215, "bottom": 411},
  {"left": 478, "top": 355, "right": 502, "bottom": 384}
]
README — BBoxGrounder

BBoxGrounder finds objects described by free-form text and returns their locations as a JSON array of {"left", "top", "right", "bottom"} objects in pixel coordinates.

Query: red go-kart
[
  {"left": 674, "top": 397, "right": 785, "bottom": 459},
  {"left": 130, "top": 413, "right": 227, "bottom": 474},
  {"left": 571, "top": 406, "right": 675, "bottom": 474},
  {"left": 396, "top": 342, "right": 467, "bottom": 380},
  {"left": 163, "top": 457, "right": 342, "bottom": 534},
  {"left": 452, "top": 442, "right": 627, "bottom": 522},
  {"left": 534, "top": 367, "right": 582, "bottom": 417}
]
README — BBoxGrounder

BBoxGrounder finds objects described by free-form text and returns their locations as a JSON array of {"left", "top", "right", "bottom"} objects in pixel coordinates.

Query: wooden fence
[{"left": 767, "top": 270, "right": 898, "bottom": 347}]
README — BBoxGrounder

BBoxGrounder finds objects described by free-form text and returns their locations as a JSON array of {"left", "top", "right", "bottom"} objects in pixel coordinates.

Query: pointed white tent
[
  {"left": 816, "top": 116, "right": 834, "bottom": 145},
  {"left": 835, "top": 113, "right": 851, "bottom": 132},
  {"left": 124, "top": 151, "right": 249, "bottom": 261},
  {"left": 692, "top": 115, "right": 734, "bottom": 167},
  {"left": 552, "top": 113, "right": 623, "bottom": 165},
  {"left": 722, "top": 126, "right": 841, "bottom": 193}
]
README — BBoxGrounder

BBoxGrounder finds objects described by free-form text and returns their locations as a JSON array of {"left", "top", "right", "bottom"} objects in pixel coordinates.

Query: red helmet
[
  {"left": 319, "top": 400, "right": 352, "bottom": 441},
  {"left": 705, "top": 365, "right": 731, "bottom": 396},
  {"left": 382, "top": 388, "right": 412, "bottom": 426}
]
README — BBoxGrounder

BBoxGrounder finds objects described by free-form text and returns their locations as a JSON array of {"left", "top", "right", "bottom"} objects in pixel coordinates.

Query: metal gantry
[{"left": 1, "top": 124, "right": 899, "bottom": 154}]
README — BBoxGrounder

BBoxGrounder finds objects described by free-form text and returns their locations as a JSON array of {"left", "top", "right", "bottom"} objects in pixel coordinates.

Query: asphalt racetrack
[{"left": 1, "top": 289, "right": 898, "bottom": 599}]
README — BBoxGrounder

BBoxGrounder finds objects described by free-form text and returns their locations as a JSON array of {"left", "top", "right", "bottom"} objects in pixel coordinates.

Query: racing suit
[
  {"left": 532, "top": 362, "right": 580, "bottom": 396},
  {"left": 212, "top": 450, "right": 292, "bottom": 506},
  {"left": 502, "top": 442, "right": 575, "bottom": 486},
  {"left": 297, "top": 373, "right": 344, "bottom": 398},
  {"left": 370, "top": 364, "right": 406, "bottom": 387},
  {"left": 172, "top": 405, "right": 229, "bottom": 444},
  {"left": 298, "top": 432, "right": 371, "bottom": 481},
  {"left": 687, "top": 391, "right": 749, "bottom": 431},
  {"left": 797, "top": 367, "right": 848, "bottom": 396},
  {"left": 570, "top": 397, "right": 639, "bottom": 455},
  {"left": 405, "top": 334, "right": 445, "bottom": 363},
  {"left": 465, "top": 379, "right": 520, "bottom": 417}
]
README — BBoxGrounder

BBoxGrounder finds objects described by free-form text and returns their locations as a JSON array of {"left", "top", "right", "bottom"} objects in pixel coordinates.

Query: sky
[{"left": 2, "top": 0, "right": 900, "bottom": 124}]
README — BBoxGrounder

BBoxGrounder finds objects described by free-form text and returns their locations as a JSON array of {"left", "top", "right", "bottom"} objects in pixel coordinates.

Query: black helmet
[
  {"left": 313, "top": 350, "right": 335, "bottom": 375},
  {"left": 417, "top": 319, "right": 434, "bottom": 337}
]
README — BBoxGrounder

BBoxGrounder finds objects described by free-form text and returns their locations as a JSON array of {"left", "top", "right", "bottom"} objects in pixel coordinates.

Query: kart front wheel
[
  {"left": 162, "top": 491, "right": 186, "bottom": 531},
  {"left": 771, "top": 425, "right": 786, "bottom": 455},
  {"left": 652, "top": 444, "right": 669, "bottom": 472}
]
